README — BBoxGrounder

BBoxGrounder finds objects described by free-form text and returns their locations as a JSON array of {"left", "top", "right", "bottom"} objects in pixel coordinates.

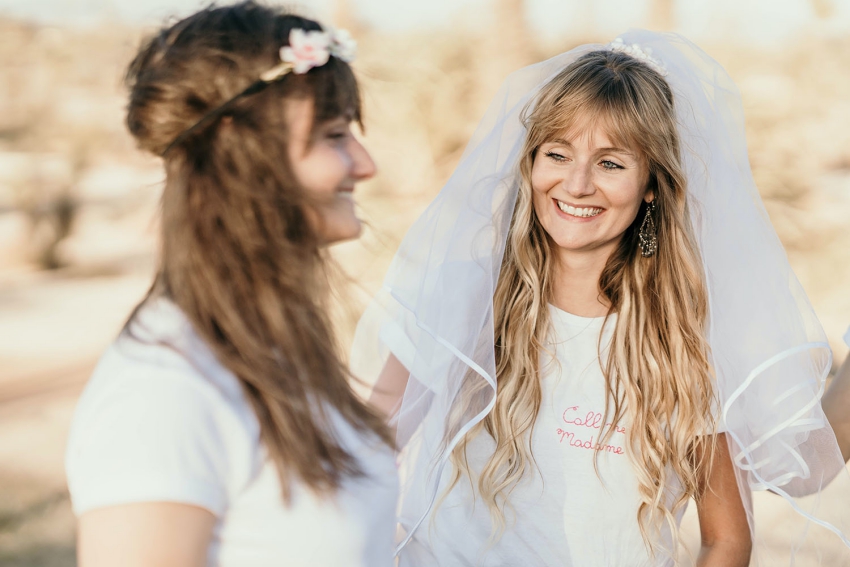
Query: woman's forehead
[{"left": 547, "top": 118, "right": 640, "bottom": 156}]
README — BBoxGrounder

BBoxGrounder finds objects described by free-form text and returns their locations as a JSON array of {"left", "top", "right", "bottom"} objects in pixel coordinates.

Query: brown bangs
[{"left": 307, "top": 57, "right": 363, "bottom": 128}]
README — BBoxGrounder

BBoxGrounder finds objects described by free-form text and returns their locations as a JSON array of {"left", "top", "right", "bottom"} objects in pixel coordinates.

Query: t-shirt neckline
[{"left": 548, "top": 303, "right": 608, "bottom": 330}]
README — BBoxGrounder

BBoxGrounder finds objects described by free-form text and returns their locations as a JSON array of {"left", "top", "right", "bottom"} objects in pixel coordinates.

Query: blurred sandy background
[{"left": 0, "top": 0, "right": 848, "bottom": 565}]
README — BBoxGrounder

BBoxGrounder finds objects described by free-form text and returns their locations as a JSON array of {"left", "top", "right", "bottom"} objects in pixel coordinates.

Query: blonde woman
[
  {"left": 355, "top": 32, "right": 850, "bottom": 566},
  {"left": 65, "top": 3, "right": 396, "bottom": 566}
]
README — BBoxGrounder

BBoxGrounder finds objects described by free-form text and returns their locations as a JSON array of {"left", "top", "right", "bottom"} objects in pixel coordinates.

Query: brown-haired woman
[{"left": 64, "top": 3, "right": 397, "bottom": 566}]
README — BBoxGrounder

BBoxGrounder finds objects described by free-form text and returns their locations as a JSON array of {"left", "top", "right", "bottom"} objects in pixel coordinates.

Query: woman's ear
[{"left": 644, "top": 172, "right": 656, "bottom": 203}]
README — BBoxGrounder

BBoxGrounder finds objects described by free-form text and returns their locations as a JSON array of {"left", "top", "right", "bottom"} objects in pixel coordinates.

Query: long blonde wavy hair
[{"left": 447, "top": 50, "right": 718, "bottom": 555}]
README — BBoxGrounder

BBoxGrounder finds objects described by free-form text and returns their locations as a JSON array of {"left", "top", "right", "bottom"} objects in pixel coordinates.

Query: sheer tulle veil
[{"left": 351, "top": 29, "right": 850, "bottom": 564}]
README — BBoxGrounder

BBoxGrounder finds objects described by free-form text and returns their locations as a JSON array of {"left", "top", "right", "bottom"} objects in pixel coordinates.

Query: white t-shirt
[
  {"left": 65, "top": 298, "right": 399, "bottom": 567},
  {"left": 401, "top": 305, "right": 685, "bottom": 567}
]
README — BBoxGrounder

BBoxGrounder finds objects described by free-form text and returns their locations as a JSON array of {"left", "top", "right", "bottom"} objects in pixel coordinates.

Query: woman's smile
[{"left": 553, "top": 199, "right": 606, "bottom": 220}]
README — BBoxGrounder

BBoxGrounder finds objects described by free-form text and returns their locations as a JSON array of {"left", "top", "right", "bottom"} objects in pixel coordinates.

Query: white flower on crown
[
  {"left": 608, "top": 37, "right": 668, "bottom": 77},
  {"left": 328, "top": 28, "right": 357, "bottom": 63}
]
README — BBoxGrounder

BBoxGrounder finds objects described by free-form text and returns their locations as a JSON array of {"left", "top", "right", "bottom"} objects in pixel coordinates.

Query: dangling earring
[{"left": 638, "top": 200, "right": 658, "bottom": 258}]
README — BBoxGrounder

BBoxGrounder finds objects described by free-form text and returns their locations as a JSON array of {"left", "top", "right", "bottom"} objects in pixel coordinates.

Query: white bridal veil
[{"left": 351, "top": 30, "right": 850, "bottom": 564}]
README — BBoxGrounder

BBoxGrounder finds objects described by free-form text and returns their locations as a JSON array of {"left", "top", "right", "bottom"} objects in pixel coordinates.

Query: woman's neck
[{"left": 549, "top": 249, "right": 611, "bottom": 318}]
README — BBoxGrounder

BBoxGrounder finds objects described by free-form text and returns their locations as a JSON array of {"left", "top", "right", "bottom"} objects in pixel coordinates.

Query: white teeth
[{"left": 556, "top": 201, "right": 602, "bottom": 218}]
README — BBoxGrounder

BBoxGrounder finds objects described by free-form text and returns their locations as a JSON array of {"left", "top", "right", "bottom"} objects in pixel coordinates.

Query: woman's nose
[
  {"left": 562, "top": 164, "right": 595, "bottom": 197},
  {"left": 349, "top": 137, "right": 377, "bottom": 181}
]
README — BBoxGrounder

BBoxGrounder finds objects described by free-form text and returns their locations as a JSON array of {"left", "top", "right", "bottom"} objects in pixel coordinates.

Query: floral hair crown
[
  {"left": 261, "top": 27, "right": 357, "bottom": 81},
  {"left": 608, "top": 37, "right": 668, "bottom": 77},
  {"left": 162, "top": 27, "right": 356, "bottom": 156}
]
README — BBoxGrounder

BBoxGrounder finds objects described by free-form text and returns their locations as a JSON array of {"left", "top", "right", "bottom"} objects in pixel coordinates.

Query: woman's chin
[{"left": 319, "top": 217, "right": 363, "bottom": 245}]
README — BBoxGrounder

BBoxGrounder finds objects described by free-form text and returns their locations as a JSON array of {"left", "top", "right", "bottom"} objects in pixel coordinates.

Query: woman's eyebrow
[
  {"left": 598, "top": 146, "right": 636, "bottom": 156},
  {"left": 546, "top": 139, "right": 635, "bottom": 157}
]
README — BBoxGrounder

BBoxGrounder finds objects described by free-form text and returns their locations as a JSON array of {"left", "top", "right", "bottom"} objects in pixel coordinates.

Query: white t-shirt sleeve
[{"left": 66, "top": 351, "right": 256, "bottom": 517}]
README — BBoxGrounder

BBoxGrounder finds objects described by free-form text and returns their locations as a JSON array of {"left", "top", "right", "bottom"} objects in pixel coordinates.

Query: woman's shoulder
[
  {"left": 65, "top": 298, "right": 260, "bottom": 518},
  {"left": 93, "top": 297, "right": 247, "bottom": 411}
]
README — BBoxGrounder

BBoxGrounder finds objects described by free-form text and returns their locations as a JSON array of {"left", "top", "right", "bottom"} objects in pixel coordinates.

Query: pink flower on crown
[{"left": 280, "top": 29, "right": 331, "bottom": 74}]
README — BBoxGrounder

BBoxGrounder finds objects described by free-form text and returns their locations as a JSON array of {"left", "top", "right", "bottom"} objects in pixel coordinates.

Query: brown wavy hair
[
  {"left": 124, "top": 1, "right": 392, "bottom": 501},
  {"left": 449, "top": 50, "right": 718, "bottom": 556}
]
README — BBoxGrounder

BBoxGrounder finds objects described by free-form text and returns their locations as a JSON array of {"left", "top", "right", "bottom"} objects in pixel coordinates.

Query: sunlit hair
[
  {"left": 123, "top": 1, "right": 392, "bottom": 501},
  {"left": 448, "top": 50, "right": 718, "bottom": 556}
]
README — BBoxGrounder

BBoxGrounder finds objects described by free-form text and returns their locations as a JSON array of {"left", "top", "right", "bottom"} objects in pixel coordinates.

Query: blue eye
[
  {"left": 600, "top": 160, "right": 623, "bottom": 170},
  {"left": 544, "top": 151, "right": 566, "bottom": 162}
]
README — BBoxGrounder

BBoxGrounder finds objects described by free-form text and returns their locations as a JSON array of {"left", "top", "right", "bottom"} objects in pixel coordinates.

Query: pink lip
[
  {"left": 551, "top": 199, "right": 606, "bottom": 221},
  {"left": 338, "top": 186, "right": 355, "bottom": 193}
]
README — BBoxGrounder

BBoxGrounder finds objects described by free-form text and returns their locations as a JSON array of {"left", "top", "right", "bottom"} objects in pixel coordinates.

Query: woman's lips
[{"left": 554, "top": 199, "right": 605, "bottom": 219}]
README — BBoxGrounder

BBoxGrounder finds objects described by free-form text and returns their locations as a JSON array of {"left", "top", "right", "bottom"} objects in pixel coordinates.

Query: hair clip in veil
[{"left": 608, "top": 37, "right": 668, "bottom": 76}]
